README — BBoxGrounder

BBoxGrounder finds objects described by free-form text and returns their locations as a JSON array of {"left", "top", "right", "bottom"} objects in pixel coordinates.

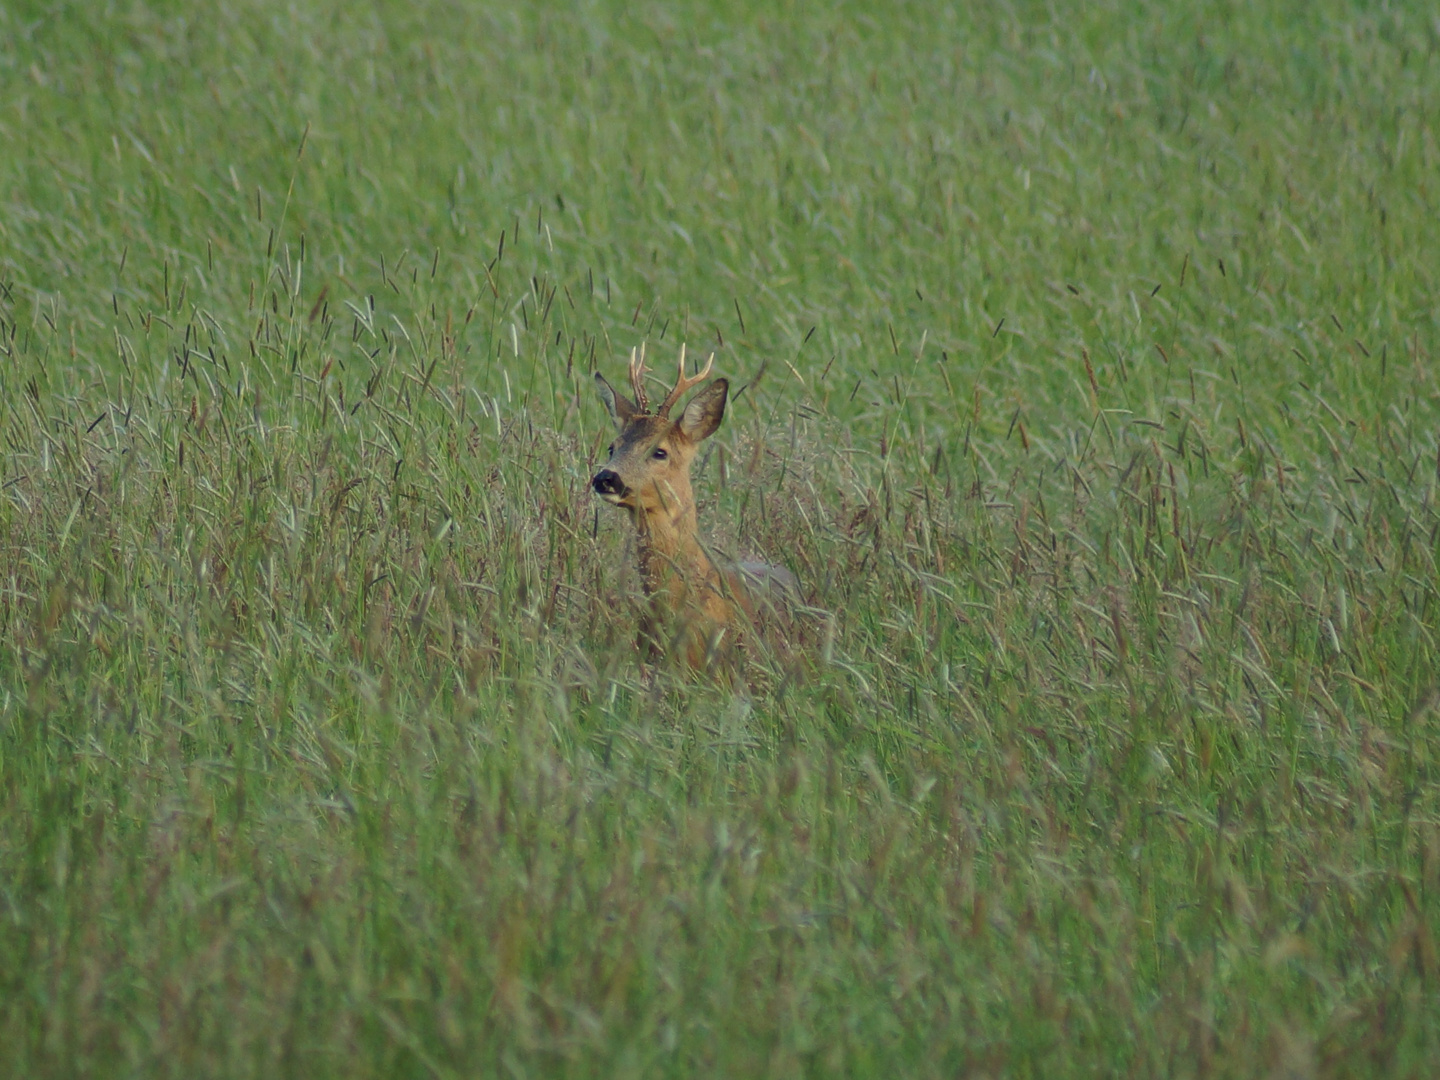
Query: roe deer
[{"left": 592, "top": 344, "right": 797, "bottom": 671}]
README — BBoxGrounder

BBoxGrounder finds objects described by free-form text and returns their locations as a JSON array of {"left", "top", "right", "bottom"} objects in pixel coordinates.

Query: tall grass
[{"left": 2, "top": 0, "right": 1439, "bottom": 1075}]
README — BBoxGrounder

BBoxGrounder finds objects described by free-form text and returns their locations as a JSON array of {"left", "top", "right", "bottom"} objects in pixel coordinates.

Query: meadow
[{"left": 2, "top": 0, "right": 1439, "bottom": 1075}]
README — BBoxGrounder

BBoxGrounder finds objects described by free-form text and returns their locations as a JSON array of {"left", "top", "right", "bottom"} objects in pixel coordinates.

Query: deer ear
[
  {"left": 678, "top": 378, "right": 727, "bottom": 443},
  {"left": 594, "top": 372, "right": 638, "bottom": 428}
]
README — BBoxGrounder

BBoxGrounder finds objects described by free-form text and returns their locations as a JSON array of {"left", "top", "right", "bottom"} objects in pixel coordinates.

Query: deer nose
[{"left": 592, "top": 469, "right": 627, "bottom": 497}]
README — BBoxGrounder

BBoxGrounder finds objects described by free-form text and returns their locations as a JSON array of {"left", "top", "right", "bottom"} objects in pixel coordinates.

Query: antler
[
  {"left": 627, "top": 343, "right": 650, "bottom": 413},
  {"left": 656, "top": 344, "right": 715, "bottom": 418}
]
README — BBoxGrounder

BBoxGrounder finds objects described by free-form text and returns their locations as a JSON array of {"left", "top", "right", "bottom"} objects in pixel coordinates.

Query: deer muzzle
[{"left": 591, "top": 469, "right": 628, "bottom": 504}]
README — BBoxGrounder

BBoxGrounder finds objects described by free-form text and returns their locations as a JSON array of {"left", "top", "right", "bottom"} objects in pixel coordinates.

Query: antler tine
[
  {"left": 656, "top": 344, "right": 715, "bottom": 417},
  {"left": 627, "top": 343, "right": 650, "bottom": 412}
]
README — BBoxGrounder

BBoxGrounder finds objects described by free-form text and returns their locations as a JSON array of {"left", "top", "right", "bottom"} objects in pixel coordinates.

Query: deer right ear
[
  {"left": 678, "top": 378, "right": 728, "bottom": 443},
  {"left": 594, "top": 372, "right": 638, "bottom": 428}
]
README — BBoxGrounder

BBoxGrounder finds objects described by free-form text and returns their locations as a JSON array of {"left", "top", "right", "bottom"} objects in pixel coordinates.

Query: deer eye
[
  {"left": 652, "top": 447, "right": 668, "bottom": 460},
  {"left": 607, "top": 444, "right": 614, "bottom": 458}
]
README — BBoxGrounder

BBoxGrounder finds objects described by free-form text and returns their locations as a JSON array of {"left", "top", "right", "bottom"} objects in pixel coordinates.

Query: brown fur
[{"left": 592, "top": 348, "right": 793, "bottom": 672}]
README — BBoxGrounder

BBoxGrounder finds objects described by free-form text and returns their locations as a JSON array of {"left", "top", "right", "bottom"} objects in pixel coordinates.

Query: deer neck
[{"left": 631, "top": 490, "right": 716, "bottom": 609}]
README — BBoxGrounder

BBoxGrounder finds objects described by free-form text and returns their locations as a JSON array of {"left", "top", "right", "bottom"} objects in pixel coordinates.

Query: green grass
[{"left": 3, "top": 0, "right": 1440, "bottom": 1075}]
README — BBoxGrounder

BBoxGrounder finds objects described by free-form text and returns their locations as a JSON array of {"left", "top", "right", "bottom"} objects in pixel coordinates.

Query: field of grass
[{"left": 3, "top": 0, "right": 1439, "bottom": 1075}]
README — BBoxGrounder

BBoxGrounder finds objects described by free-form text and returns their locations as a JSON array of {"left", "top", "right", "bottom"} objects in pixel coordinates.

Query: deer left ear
[
  {"left": 594, "top": 372, "right": 638, "bottom": 428},
  {"left": 678, "top": 378, "right": 728, "bottom": 443}
]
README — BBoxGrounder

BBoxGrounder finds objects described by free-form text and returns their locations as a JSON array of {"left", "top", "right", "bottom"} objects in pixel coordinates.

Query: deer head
[{"left": 591, "top": 344, "right": 728, "bottom": 519}]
